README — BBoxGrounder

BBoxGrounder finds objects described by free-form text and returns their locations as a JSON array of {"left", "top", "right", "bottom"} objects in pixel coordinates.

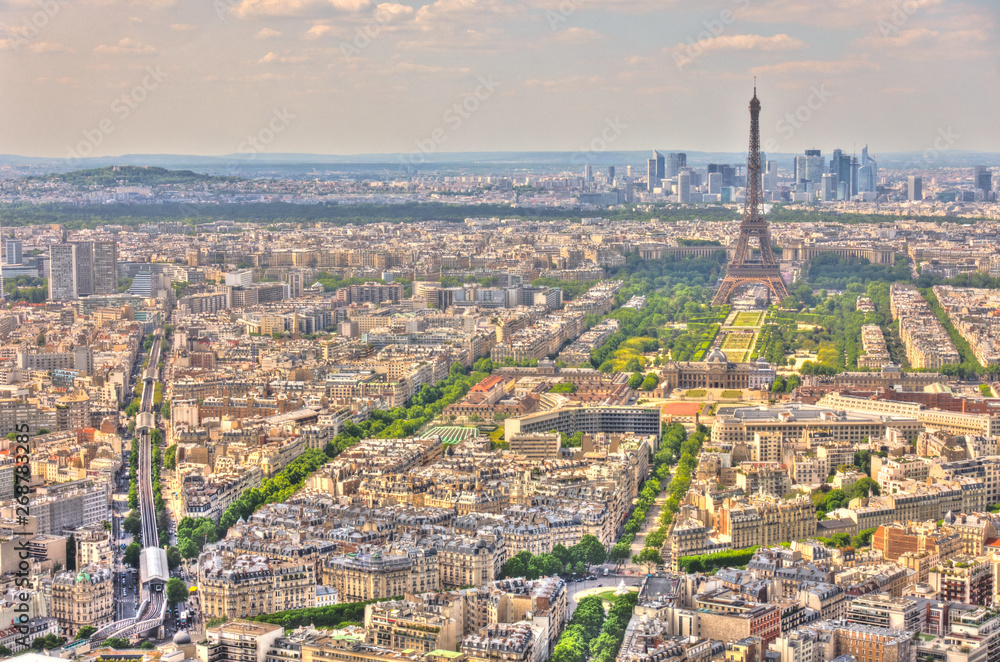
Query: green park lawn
[{"left": 732, "top": 312, "right": 763, "bottom": 327}]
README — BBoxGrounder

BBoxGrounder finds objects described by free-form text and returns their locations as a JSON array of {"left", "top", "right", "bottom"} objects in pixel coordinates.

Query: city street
[{"left": 621, "top": 471, "right": 671, "bottom": 574}]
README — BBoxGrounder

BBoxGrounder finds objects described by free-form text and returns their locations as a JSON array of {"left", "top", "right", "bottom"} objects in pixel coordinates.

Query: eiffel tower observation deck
[{"left": 712, "top": 86, "right": 789, "bottom": 307}]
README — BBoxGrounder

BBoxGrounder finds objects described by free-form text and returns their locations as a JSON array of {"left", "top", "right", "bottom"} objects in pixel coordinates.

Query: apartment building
[
  {"left": 198, "top": 552, "right": 317, "bottom": 620},
  {"left": 846, "top": 595, "right": 923, "bottom": 632},
  {"left": 928, "top": 556, "right": 993, "bottom": 606},
  {"left": 461, "top": 622, "right": 546, "bottom": 662},
  {"left": 50, "top": 565, "right": 115, "bottom": 638},
  {"left": 811, "top": 621, "right": 916, "bottom": 662},
  {"left": 199, "top": 620, "right": 284, "bottom": 662},
  {"left": 717, "top": 495, "right": 817, "bottom": 550},
  {"left": 890, "top": 283, "right": 960, "bottom": 369},
  {"left": 322, "top": 548, "right": 440, "bottom": 602}
]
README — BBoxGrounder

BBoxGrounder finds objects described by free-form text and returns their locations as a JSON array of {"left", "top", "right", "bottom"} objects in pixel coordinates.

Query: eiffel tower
[{"left": 712, "top": 85, "right": 789, "bottom": 306}]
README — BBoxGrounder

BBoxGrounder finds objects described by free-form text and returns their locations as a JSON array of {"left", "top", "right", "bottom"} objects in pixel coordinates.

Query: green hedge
[
  {"left": 250, "top": 598, "right": 395, "bottom": 630},
  {"left": 677, "top": 546, "right": 760, "bottom": 573}
]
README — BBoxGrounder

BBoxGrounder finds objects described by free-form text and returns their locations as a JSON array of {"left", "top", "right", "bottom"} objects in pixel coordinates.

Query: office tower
[
  {"left": 795, "top": 149, "right": 824, "bottom": 185},
  {"left": 708, "top": 172, "right": 722, "bottom": 194},
  {"left": 821, "top": 173, "right": 837, "bottom": 201},
  {"left": 647, "top": 158, "right": 658, "bottom": 192},
  {"left": 850, "top": 157, "right": 860, "bottom": 198},
  {"left": 626, "top": 165, "right": 632, "bottom": 178},
  {"left": 129, "top": 273, "right": 154, "bottom": 297},
  {"left": 677, "top": 170, "right": 691, "bottom": 203},
  {"left": 708, "top": 163, "right": 737, "bottom": 188},
  {"left": 666, "top": 152, "right": 686, "bottom": 178},
  {"left": 48, "top": 244, "right": 78, "bottom": 301},
  {"left": 713, "top": 86, "right": 788, "bottom": 306},
  {"left": 830, "top": 150, "right": 852, "bottom": 199},
  {"left": 908, "top": 175, "right": 923, "bottom": 201},
  {"left": 285, "top": 270, "right": 304, "bottom": 298},
  {"left": 654, "top": 151, "right": 665, "bottom": 180},
  {"left": 974, "top": 166, "right": 992, "bottom": 192},
  {"left": 70, "top": 241, "right": 94, "bottom": 297},
  {"left": 765, "top": 161, "right": 778, "bottom": 191},
  {"left": 92, "top": 239, "right": 118, "bottom": 295},
  {"left": 859, "top": 145, "right": 878, "bottom": 193},
  {"left": 6, "top": 240, "right": 22, "bottom": 266},
  {"left": 584, "top": 164, "right": 593, "bottom": 182},
  {"left": 607, "top": 166, "right": 615, "bottom": 182}
]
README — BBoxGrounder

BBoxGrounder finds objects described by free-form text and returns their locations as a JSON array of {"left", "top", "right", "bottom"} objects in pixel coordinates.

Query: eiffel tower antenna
[{"left": 712, "top": 85, "right": 789, "bottom": 306}]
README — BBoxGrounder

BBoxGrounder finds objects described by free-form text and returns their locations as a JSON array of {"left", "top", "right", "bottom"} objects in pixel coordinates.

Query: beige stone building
[
  {"left": 51, "top": 565, "right": 114, "bottom": 638},
  {"left": 322, "top": 548, "right": 440, "bottom": 603},
  {"left": 198, "top": 552, "right": 316, "bottom": 620},
  {"left": 717, "top": 495, "right": 817, "bottom": 549}
]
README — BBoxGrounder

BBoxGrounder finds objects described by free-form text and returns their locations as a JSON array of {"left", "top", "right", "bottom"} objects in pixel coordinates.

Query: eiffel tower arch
[{"left": 712, "top": 87, "right": 789, "bottom": 307}]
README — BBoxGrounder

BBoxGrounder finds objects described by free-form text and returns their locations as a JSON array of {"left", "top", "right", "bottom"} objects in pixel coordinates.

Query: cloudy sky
[{"left": 0, "top": 0, "right": 996, "bottom": 158}]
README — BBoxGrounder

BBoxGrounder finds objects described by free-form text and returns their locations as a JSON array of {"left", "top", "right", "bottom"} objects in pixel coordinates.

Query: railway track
[{"left": 91, "top": 331, "right": 167, "bottom": 643}]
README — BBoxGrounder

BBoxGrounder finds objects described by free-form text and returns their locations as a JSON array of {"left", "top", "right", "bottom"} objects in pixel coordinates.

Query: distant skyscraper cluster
[{"left": 48, "top": 238, "right": 118, "bottom": 301}]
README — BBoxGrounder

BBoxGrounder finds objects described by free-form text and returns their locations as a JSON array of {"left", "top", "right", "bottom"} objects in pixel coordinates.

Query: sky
[{"left": 0, "top": 0, "right": 997, "bottom": 160}]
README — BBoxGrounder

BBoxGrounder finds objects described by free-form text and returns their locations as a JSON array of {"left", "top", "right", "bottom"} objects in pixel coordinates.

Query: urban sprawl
[{"left": 3, "top": 147, "right": 1000, "bottom": 662}]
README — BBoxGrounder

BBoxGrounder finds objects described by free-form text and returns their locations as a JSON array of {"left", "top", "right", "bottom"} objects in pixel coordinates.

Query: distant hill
[{"left": 30, "top": 165, "right": 234, "bottom": 187}]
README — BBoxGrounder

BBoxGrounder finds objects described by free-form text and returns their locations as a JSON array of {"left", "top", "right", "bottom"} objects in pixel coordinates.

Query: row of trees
[
  {"left": 251, "top": 598, "right": 382, "bottom": 630},
  {"left": 0, "top": 198, "right": 982, "bottom": 230},
  {"left": 549, "top": 595, "right": 605, "bottom": 662},
  {"left": 216, "top": 448, "right": 330, "bottom": 537},
  {"left": 164, "top": 443, "right": 177, "bottom": 469},
  {"left": 605, "top": 423, "right": 689, "bottom": 570},
  {"left": 630, "top": 425, "right": 708, "bottom": 572},
  {"left": 498, "top": 535, "right": 607, "bottom": 580},
  {"left": 589, "top": 592, "right": 640, "bottom": 662},
  {"left": 676, "top": 546, "right": 760, "bottom": 573}
]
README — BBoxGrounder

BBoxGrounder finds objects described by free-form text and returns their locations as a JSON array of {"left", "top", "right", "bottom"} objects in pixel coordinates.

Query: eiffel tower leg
[
  {"left": 765, "top": 277, "right": 789, "bottom": 302},
  {"left": 712, "top": 278, "right": 738, "bottom": 306}
]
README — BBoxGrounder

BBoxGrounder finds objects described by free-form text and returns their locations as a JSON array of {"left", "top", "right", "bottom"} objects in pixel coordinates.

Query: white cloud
[
  {"left": 93, "top": 38, "right": 157, "bottom": 56},
  {"left": 303, "top": 24, "right": 336, "bottom": 39},
  {"left": 255, "top": 28, "right": 283, "bottom": 39},
  {"left": 553, "top": 27, "right": 605, "bottom": 44},
  {"left": 670, "top": 33, "right": 806, "bottom": 68},
  {"left": 741, "top": 0, "right": 946, "bottom": 28},
  {"left": 257, "top": 51, "right": 309, "bottom": 64},
  {"left": 27, "top": 42, "right": 73, "bottom": 53},
  {"left": 855, "top": 27, "right": 989, "bottom": 48},
  {"left": 170, "top": 23, "right": 198, "bottom": 32},
  {"left": 230, "top": 0, "right": 371, "bottom": 19},
  {"left": 749, "top": 58, "right": 879, "bottom": 75}
]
